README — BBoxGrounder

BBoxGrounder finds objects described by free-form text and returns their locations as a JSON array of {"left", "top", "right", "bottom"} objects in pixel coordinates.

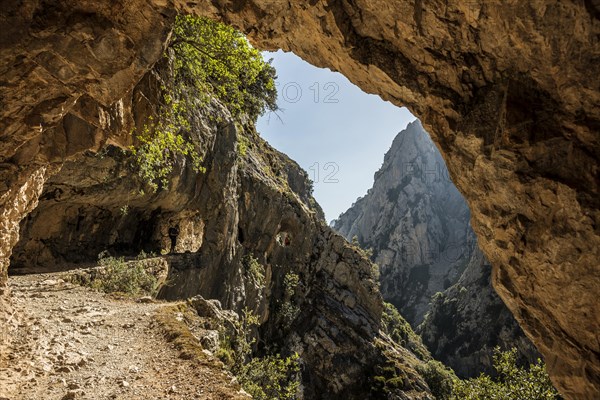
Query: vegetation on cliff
[
  {"left": 451, "top": 348, "right": 559, "bottom": 400},
  {"left": 132, "top": 15, "right": 278, "bottom": 191},
  {"left": 377, "top": 300, "right": 558, "bottom": 399},
  {"left": 382, "top": 302, "right": 430, "bottom": 361},
  {"left": 215, "top": 307, "right": 300, "bottom": 399},
  {"left": 170, "top": 15, "right": 278, "bottom": 120}
]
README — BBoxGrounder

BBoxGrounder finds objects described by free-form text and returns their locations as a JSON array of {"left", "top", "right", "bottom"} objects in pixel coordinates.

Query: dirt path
[{"left": 0, "top": 273, "right": 248, "bottom": 400}]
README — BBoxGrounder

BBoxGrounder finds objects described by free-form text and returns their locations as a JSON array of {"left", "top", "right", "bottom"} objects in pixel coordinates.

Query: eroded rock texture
[
  {"left": 1, "top": 1, "right": 599, "bottom": 398},
  {"left": 9, "top": 63, "right": 432, "bottom": 399},
  {"left": 0, "top": 0, "right": 175, "bottom": 286},
  {"left": 418, "top": 244, "right": 541, "bottom": 378},
  {"left": 334, "top": 120, "right": 539, "bottom": 377},
  {"left": 196, "top": 3, "right": 600, "bottom": 397},
  {"left": 334, "top": 121, "right": 471, "bottom": 326}
]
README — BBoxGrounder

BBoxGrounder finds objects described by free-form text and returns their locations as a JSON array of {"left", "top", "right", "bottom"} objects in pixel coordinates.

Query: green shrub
[
  {"left": 370, "top": 361, "right": 408, "bottom": 395},
  {"left": 215, "top": 346, "right": 235, "bottom": 367},
  {"left": 284, "top": 272, "right": 299, "bottom": 297},
  {"left": 451, "top": 348, "right": 559, "bottom": 399},
  {"left": 416, "top": 360, "right": 456, "bottom": 400},
  {"left": 131, "top": 15, "right": 278, "bottom": 191},
  {"left": 217, "top": 307, "right": 259, "bottom": 370},
  {"left": 90, "top": 255, "right": 158, "bottom": 296},
  {"left": 214, "top": 307, "right": 299, "bottom": 399},
  {"left": 135, "top": 250, "right": 157, "bottom": 260},
  {"left": 278, "top": 272, "right": 300, "bottom": 329},
  {"left": 382, "top": 302, "right": 430, "bottom": 361},
  {"left": 243, "top": 254, "right": 265, "bottom": 287},
  {"left": 371, "top": 263, "right": 380, "bottom": 281},
  {"left": 237, "top": 132, "right": 250, "bottom": 157},
  {"left": 131, "top": 109, "right": 204, "bottom": 192},
  {"left": 238, "top": 353, "right": 300, "bottom": 400}
]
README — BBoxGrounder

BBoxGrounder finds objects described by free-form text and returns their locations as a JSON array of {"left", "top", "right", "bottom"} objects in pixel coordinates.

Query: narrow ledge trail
[{"left": 0, "top": 273, "right": 248, "bottom": 400}]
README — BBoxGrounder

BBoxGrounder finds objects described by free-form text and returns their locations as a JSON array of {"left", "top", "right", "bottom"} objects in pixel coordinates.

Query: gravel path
[{"left": 0, "top": 273, "right": 247, "bottom": 400}]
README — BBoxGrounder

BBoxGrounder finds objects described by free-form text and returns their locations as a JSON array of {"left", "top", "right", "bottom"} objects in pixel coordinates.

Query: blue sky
[{"left": 257, "top": 50, "right": 415, "bottom": 222}]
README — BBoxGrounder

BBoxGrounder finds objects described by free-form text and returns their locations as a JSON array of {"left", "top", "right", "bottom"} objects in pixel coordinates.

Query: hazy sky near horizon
[{"left": 257, "top": 50, "right": 416, "bottom": 222}]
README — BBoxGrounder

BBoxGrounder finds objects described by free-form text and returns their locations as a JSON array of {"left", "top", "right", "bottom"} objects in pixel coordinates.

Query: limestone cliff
[
  {"left": 333, "top": 120, "right": 470, "bottom": 326},
  {"left": 418, "top": 242, "right": 540, "bottom": 378},
  {"left": 334, "top": 120, "right": 539, "bottom": 377},
  {"left": 9, "top": 60, "right": 432, "bottom": 399},
  {"left": 0, "top": 1, "right": 598, "bottom": 398}
]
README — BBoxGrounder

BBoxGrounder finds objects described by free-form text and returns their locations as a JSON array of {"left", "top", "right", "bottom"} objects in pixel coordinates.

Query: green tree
[
  {"left": 238, "top": 353, "right": 300, "bottom": 400},
  {"left": 416, "top": 360, "right": 456, "bottom": 400},
  {"left": 170, "top": 15, "right": 278, "bottom": 121},
  {"left": 452, "top": 348, "right": 559, "bottom": 400},
  {"left": 132, "top": 15, "right": 278, "bottom": 191}
]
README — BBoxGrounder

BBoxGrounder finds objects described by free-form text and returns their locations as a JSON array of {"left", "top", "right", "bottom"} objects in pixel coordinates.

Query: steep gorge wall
[
  {"left": 334, "top": 120, "right": 540, "bottom": 377},
  {"left": 334, "top": 121, "right": 471, "bottom": 326},
  {"left": 8, "top": 60, "right": 433, "bottom": 399},
  {"left": 418, "top": 243, "right": 541, "bottom": 378},
  {"left": 1, "top": 1, "right": 599, "bottom": 398}
]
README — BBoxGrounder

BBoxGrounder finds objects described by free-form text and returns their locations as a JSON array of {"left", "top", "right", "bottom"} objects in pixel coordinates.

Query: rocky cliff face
[
  {"left": 333, "top": 121, "right": 470, "bottom": 326},
  {"left": 334, "top": 121, "right": 539, "bottom": 377},
  {"left": 8, "top": 62, "right": 432, "bottom": 399},
  {"left": 418, "top": 242, "right": 541, "bottom": 378},
  {"left": 1, "top": 1, "right": 598, "bottom": 398}
]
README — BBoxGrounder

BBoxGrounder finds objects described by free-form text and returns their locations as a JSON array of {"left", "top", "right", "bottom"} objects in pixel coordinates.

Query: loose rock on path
[{"left": 0, "top": 273, "right": 248, "bottom": 400}]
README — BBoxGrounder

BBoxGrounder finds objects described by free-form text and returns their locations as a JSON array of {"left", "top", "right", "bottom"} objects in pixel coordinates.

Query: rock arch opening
[
  {"left": 202, "top": 4, "right": 599, "bottom": 397},
  {"left": 0, "top": 1, "right": 598, "bottom": 398}
]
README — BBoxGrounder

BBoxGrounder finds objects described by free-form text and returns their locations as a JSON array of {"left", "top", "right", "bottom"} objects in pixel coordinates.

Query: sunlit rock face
[
  {"left": 7, "top": 55, "right": 432, "bottom": 399},
  {"left": 334, "top": 121, "right": 471, "bottom": 326},
  {"left": 0, "top": 1, "right": 175, "bottom": 288},
  {"left": 333, "top": 120, "right": 540, "bottom": 377},
  {"left": 0, "top": 1, "right": 598, "bottom": 398}
]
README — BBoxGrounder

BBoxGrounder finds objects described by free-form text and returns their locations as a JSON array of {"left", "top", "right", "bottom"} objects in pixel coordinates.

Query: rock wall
[
  {"left": 418, "top": 242, "right": 541, "bottom": 378},
  {"left": 187, "top": 3, "right": 600, "bottom": 397},
  {"left": 9, "top": 63, "right": 432, "bottom": 399},
  {"left": 334, "top": 120, "right": 539, "bottom": 377},
  {"left": 334, "top": 120, "right": 471, "bottom": 326},
  {"left": 0, "top": 0, "right": 175, "bottom": 284},
  {"left": 1, "top": 1, "right": 598, "bottom": 398}
]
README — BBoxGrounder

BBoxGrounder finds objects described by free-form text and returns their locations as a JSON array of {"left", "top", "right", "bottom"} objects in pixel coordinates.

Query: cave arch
[{"left": 0, "top": 1, "right": 598, "bottom": 398}]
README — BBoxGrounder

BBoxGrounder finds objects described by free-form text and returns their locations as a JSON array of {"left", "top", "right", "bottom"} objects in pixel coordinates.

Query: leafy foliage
[
  {"left": 215, "top": 307, "right": 299, "bottom": 399},
  {"left": 243, "top": 254, "right": 265, "bottom": 287},
  {"left": 382, "top": 302, "right": 430, "bottom": 361},
  {"left": 217, "top": 307, "right": 259, "bottom": 369},
  {"left": 237, "top": 131, "right": 250, "bottom": 157},
  {"left": 278, "top": 272, "right": 300, "bottom": 329},
  {"left": 451, "top": 348, "right": 560, "bottom": 399},
  {"left": 131, "top": 110, "right": 203, "bottom": 192},
  {"left": 370, "top": 263, "right": 381, "bottom": 281},
  {"left": 283, "top": 272, "right": 299, "bottom": 297},
  {"left": 416, "top": 360, "right": 456, "bottom": 400},
  {"left": 89, "top": 255, "right": 158, "bottom": 296},
  {"left": 370, "top": 359, "right": 410, "bottom": 396},
  {"left": 131, "top": 15, "right": 278, "bottom": 191},
  {"left": 238, "top": 353, "right": 300, "bottom": 400},
  {"left": 171, "top": 15, "right": 278, "bottom": 121}
]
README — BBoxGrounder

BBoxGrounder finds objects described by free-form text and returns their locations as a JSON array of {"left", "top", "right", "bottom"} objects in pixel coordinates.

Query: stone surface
[
  {"left": 418, "top": 244, "right": 541, "bottom": 378},
  {"left": 334, "top": 121, "right": 472, "bottom": 326},
  {"left": 199, "top": 4, "right": 600, "bottom": 397},
  {"left": 0, "top": 1, "right": 599, "bottom": 398},
  {"left": 1, "top": 273, "right": 250, "bottom": 400},
  {"left": 334, "top": 120, "right": 540, "bottom": 377},
  {"left": 9, "top": 62, "right": 432, "bottom": 398}
]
